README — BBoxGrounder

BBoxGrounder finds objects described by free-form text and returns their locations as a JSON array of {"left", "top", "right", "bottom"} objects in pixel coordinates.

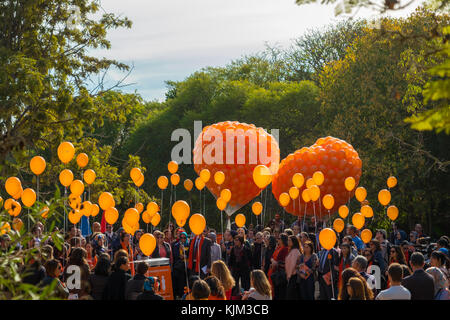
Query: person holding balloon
[
  {"left": 187, "top": 229, "right": 212, "bottom": 279},
  {"left": 317, "top": 240, "right": 339, "bottom": 300}
]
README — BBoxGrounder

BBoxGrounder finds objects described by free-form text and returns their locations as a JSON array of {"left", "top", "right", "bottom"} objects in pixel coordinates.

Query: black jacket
[
  {"left": 89, "top": 274, "right": 109, "bottom": 300},
  {"left": 229, "top": 245, "right": 252, "bottom": 273},
  {"left": 251, "top": 242, "right": 264, "bottom": 270},
  {"left": 136, "top": 291, "right": 164, "bottom": 300},
  {"left": 401, "top": 269, "right": 435, "bottom": 300},
  {"left": 125, "top": 274, "right": 147, "bottom": 300},
  {"left": 102, "top": 269, "right": 132, "bottom": 300}
]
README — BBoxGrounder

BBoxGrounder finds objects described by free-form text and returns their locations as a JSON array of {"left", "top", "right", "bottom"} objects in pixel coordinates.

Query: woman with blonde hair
[
  {"left": 242, "top": 270, "right": 272, "bottom": 300},
  {"left": 211, "top": 260, "right": 235, "bottom": 300},
  {"left": 347, "top": 277, "right": 368, "bottom": 300}
]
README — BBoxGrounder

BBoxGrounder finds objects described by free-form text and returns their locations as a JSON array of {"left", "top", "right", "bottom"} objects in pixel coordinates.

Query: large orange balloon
[
  {"left": 235, "top": 213, "right": 246, "bottom": 228},
  {"left": 252, "top": 202, "right": 263, "bottom": 216},
  {"left": 105, "top": 207, "right": 119, "bottom": 224},
  {"left": 83, "top": 169, "right": 96, "bottom": 185},
  {"left": 5, "top": 177, "right": 22, "bottom": 197},
  {"left": 98, "top": 192, "right": 115, "bottom": 210},
  {"left": 76, "top": 153, "right": 89, "bottom": 168},
  {"left": 378, "top": 189, "right": 391, "bottom": 206},
  {"left": 355, "top": 187, "right": 367, "bottom": 202},
  {"left": 124, "top": 208, "right": 140, "bottom": 226},
  {"left": 157, "top": 176, "right": 169, "bottom": 190},
  {"left": 200, "top": 169, "right": 211, "bottom": 183},
  {"left": 30, "top": 156, "right": 46, "bottom": 175},
  {"left": 57, "top": 142, "right": 75, "bottom": 164},
  {"left": 170, "top": 174, "right": 180, "bottom": 186},
  {"left": 59, "top": 169, "right": 74, "bottom": 187},
  {"left": 189, "top": 213, "right": 206, "bottom": 235},
  {"left": 361, "top": 229, "right": 373, "bottom": 243},
  {"left": 387, "top": 205, "right": 399, "bottom": 221},
  {"left": 139, "top": 233, "right": 157, "bottom": 256},
  {"left": 21, "top": 188, "right": 36, "bottom": 207},
  {"left": 333, "top": 218, "right": 345, "bottom": 233},
  {"left": 168, "top": 161, "right": 178, "bottom": 174},
  {"left": 272, "top": 137, "right": 361, "bottom": 217},
  {"left": 387, "top": 176, "right": 397, "bottom": 188},
  {"left": 352, "top": 213, "right": 365, "bottom": 230},
  {"left": 70, "top": 180, "right": 84, "bottom": 196},
  {"left": 184, "top": 179, "right": 193, "bottom": 191},
  {"left": 253, "top": 165, "right": 272, "bottom": 189},
  {"left": 193, "top": 121, "right": 279, "bottom": 216},
  {"left": 319, "top": 228, "right": 337, "bottom": 250},
  {"left": 172, "top": 200, "right": 190, "bottom": 221}
]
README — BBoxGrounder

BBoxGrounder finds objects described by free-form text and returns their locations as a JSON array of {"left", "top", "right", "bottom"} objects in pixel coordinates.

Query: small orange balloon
[
  {"left": 76, "top": 153, "right": 89, "bottom": 168},
  {"left": 322, "top": 194, "right": 334, "bottom": 210},
  {"left": 279, "top": 192, "right": 290, "bottom": 207},
  {"left": 302, "top": 189, "right": 311, "bottom": 203},
  {"left": 90, "top": 204, "right": 100, "bottom": 217},
  {"left": 338, "top": 205, "right": 349, "bottom": 219},
  {"left": 220, "top": 189, "right": 232, "bottom": 203},
  {"left": 83, "top": 169, "right": 96, "bottom": 185},
  {"left": 30, "top": 156, "right": 46, "bottom": 175},
  {"left": 200, "top": 169, "right": 211, "bottom": 183},
  {"left": 306, "top": 178, "right": 315, "bottom": 189},
  {"left": 12, "top": 218, "right": 23, "bottom": 232},
  {"left": 361, "top": 229, "right": 373, "bottom": 243},
  {"left": 98, "top": 192, "right": 115, "bottom": 210},
  {"left": 333, "top": 218, "right": 345, "bottom": 233},
  {"left": 184, "top": 179, "right": 193, "bottom": 191},
  {"left": 253, "top": 165, "right": 272, "bottom": 189},
  {"left": 195, "top": 177, "right": 205, "bottom": 190},
  {"left": 151, "top": 213, "right": 161, "bottom": 227},
  {"left": 312, "top": 171, "right": 325, "bottom": 186},
  {"left": 157, "top": 176, "right": 169, "bottom": 190},
  {"left": 361, "top": 205, "right": 374, "bottom": 218},
  {"left": 387, "top": 205, "right": 399, "bottom": 221},
  {"left": 135, "top": 202, "right": 144, "bottom": 214},
  {"left": 355, "top": 187, "right": 367, "bottom": 202},
  {"left": 252, "top": 202, "right": 263, "bottom": 216},
  {"left": 170, "top": 174, "right": 180, "bottom": 186},
  {"left": 57, "top": 142, "right": 75, "bottom": 164},
  {"left": 214, "top": 171, "right": 225, "bottom": 185},
  {"left": 172, "top": 200, "right": 190, "bottom": 221},
  {"left": 235, "top": 213, "right": 246, "bottom": 228},
  {"left": 147, "top": 202, "right": 159, "bottom": 217},
  {"left": 289, "top": 187, "right": 299, "bottom": 200},
  {"left": 5, "top": 177, "right": 22, "bottom": 197},
  {"left": 344, "top": 177, "right": 356, "bottom": 191},
  {"left": 378, "top": 189, "right": 391, "bottom": 206},
  {"left": 59, "top": 169, "right": 74, "bottom": 187},
  {"left": 387, "top": 176, "right": 397, "bottom": 188},
  {"left": 319, "top": 228, "right": 337, "bottom": 250},
  {"left": 168, "top": 161, "right": 178, "bottom": 174},
  {"left": 189, "top": 213, "right": 207, "bottom": 235},
  {"left": 352, "top": 213, "right": 365, "bottom": 230},
  {"left": 292, "top": 173, "right": 304, "bottom": 188},
  {"left": 139, "top": 233, "right": 157, "bottom": 256},
  {"left": 216, "top": 197, "right": 227, "bottom": 211},
  {"left": 70, "top": 180, "right": 84, "bottom": 196},
  {"left": 21, "top": 188, "right": 36, "bottom": 207},
  {"left": 130, "top": 168, "right": 142, "bottom": 183},
  {"left": 309, "top": 185, "right": 320, "bottom": 202}
]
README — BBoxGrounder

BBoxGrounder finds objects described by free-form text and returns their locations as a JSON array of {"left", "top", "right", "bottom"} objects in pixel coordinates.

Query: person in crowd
[
  {"left": 284, "top": 228, "right": 294, "bottom": 237},
  {"left": 346, "top": 277, "right": 369, "bottom": 300},
  {"left": 436, "top": 238, "right": 449, "bottom": 256},
  {"left": 352, "top": 255, "right": 377, "bottom": 293},
  {"left": 191, "top": 279, "right": 210, "bottom": 300},
  {"left": 430, "top": 250, "right": 450, "bottom": 279},
  {"left": 125, "top": 261, "right": 149, "bottom": 300},
  {"left": 338, "top": 268, "right": 373, "bottom": 300},
  {"left": 346, "top": 225, "right": 364, "bottom": 252},
  {"left": 369, "top": 239, "right": 387, "bottom": 275},
  {"left": 85, "top": 242, "right": 97, "bottom": 270},
  {"left": 401, "top": 252, "right": 435, "bottom": 300},
  {"left": 208, "top": 232, "right": 222, "bottom": 265},
  {"left": 247, "top": 229, "right": 255, "bottom": 246},
  {"left": 425, "top": 267, "right": 450, "bottom": 300},
  {"left": 41, "top": 259, "right": 69, "bottom": 299},
  {"left": 342, "top": 236, "right": 358, "bottom": 257},
  {"left": 299, "top": 232, "right": 310, "bottom": 248},
  {"left": 182, "top": 275, "right": 200, "bottom": 300},
  {"left": 229, "top": 235, "right": 252, "bottom": 291},
  {"left": 242, "top": 270, "right": 272, "bottom": 300},
  {"left": 410, "top": 231, "right": 418, "bottom": 244},
  {"left": 172, "top": 231, "right": 190, "bottom": 299},
  {"left": 221, "top": 230, "right": 234, "bottom": 265},
  {"left": 89, "top": 256, "right": 111, "bottom": 300},
  {"left": 205, "top": 276, "right": 226, "bottom": 300},
  {"left": 105, "top": 224, "right": 116, "bottom": 255},
  {"left": 292, "top": 225, "right": 301, "bottom": 238},
  {"left": 211, "top": 260, "right": 235, "bottom": 300},
  {"left": 118, "top": 232, "right": 134, "bottom": 275},
  {"left": 102, "top": 256, "right": 131, "bottom": 300},
  {"left": 152, "top": 230, "right": 172, "bottom": 264},
  {"left": 414, "top": 224, "right": 426, "bottom": 239},
  {"left": 269, "top": 233, "right": 289, "bottom": 300},
  {"left": 188, "top": 229, "right": 212, "bottom": 279},
  {"left": 389, "top": 245, "right": 407, "bottom": 266},
  {"left": 237, "top": 227, "right": 251, "bottom": 250},
  {"left": 92, "top": 233, "right": 106, "bottom": 258},
  {"left": 298, "top": 240, "right": 317, "bottom": 300},
  {"left": 400, "top": 240, "right": 414, "bottom": 265},
  {"left": 375, "top": 229, "right": 391, "bottom": 264},
  {"left": 376, "top": 263, "right": 411, "bottom": 300},
  {"left": 272, "top": 213, "right": 285, "bottom": 233},
  {"left": 338, "top": 243, "right": 355, "bottom": 289},
  {"left": 318, "top": 241, "right": 339, "bottom": 300},
  {"left": 137, "top": 277, "right": 164, "bottom": 300},
  {"left": 64, "top": 247, "right": 91, "bottom": 299},
  {"left": 390, "top": 223, "right": 407, "bottom": 245},
  {"left": 251, "top": 232, "right": 264, "bottom": 270},
  {"left": 285, "top": 235, "right": 302, "bottom": 300},
  {"left": 29, "top": 225, "right": 42, "bottom": 248},
  {"left": 263, "top": 235, "right": 276, "bottom": 275}
]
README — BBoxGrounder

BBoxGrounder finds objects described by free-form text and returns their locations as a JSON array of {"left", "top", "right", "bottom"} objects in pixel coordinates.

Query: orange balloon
[
  {"left": 69, "top": 194, "right": 81, "bottom": 210},
  {"left": 76, "top": 153, "right": 89, "bottom": 168},
  {"left": 361, "top": 205, "right": 374, "bottom": 218},
  {"left": 253, "top": 165, "right": 272, "bottom": 189},
  {"left": 130, "top": 168, "right": 142, "bottom": 183},
  {"left": 12, "top": 188, "right": 23, "bottom": 200},
  {"left": 338, "top": 205, "right": 349, "bottom": 219},
  {"left": 333, "top": 218, "right": 345, "bottom": 233},
  {"left": 168, "top": 161, "right": 178, "bottom": 174},
  {"left": 147, "top": 202, "right": 159, "bottom": 217},
  {"left": 216, "top": 197, "right": 227, "bottom": 211},
  {"left": 289, "top": 187, "right": 299, "bottom": 200},
  {"left": 124, "top": 208, "right": 140, "bottom": 226},
  {"left": 1, "top": 222, "right": 11, "bottom": 235},
  {"left": 57, "top": 142, "right": 75, "bottom": 164},
  {"left": 4, "top": 198, "right": 14, "bottom": 211},
  {"left": 12, "top": 218, "right": 23, "bottom": 232},
  {"left": 139, "top": 233, "right": 157, "bottom": 256},
  {"left": 387, "top": 205, "right": 399, "bottom": 221},
  {"left": 292, "top": 173, "right": 304, "bottom": 189},
  {"left": 151, "top": 213, "right": 161, "bottom": 227},
  {"left": 352, "top": 213, "right": 365, "bottom": 230},
  {"left": 135, "top": 173, "right": 144, "bottom": 187},
  {"left": 345, "top": 177, "right": 356, "bottom": 191},
  {"left": 200, "top": 169, "right": 211, "bottom": 183},
  {"left": 21, "top": 188, "right": 36, "bottom": 207},
  {"left": 355, "top": 187, "right": 367, "bottom": 202},
  {"left": 83, "top": 169, "right": 96, "bottom": 185},
  {"left": 252, "top": 202, "right": 263, "bottom": 216},
  {"left": 30, "top": 156, "right": 46, "bottom": 175},
  {"left": 387, "top": 176, "right": 397, "bottom": 188},
  {"left": 80, "top": 201, "right": 92, "bottom": 217},
  {"left": 313, "top": 171, "right": 325, "bottom": 186},
  {"left": 378, "top": 189, "right": 391, "bottom": 206},
  {"left": 170, "top": 174, "right": 180, "bottom": 186},
  {"left": 105, "top": 207, "right": 119, "bottom": 224},
  {"left": 68, "top": 209, "right": 82, "bottom": 224},
  {"left": 157, "top": 176, "right": 169, "bottom": 190},
  {"left": 322, "top": 194, "right": 334, "bottom": 210},
  {"left": 361, "top": 229, "right": 373, "bottom": 244},
  {"left": 235, "top": 213, "right": 246, "bottom": 228},
  {"left": 319, "top": 228, "right": 337, "bottom": 250},
  {"left": 184, "top": 179, "right": 193, "bottom": 191},
  {"left": 90, "top": 204, "right": 100, "bottom": 217},
  {"left": 59, "top": 169, "right": 74, "bottom": 187},
  {"left": 279, "top": 192, "right": 290, "bottom": 207},
  {"left": 5, "top": 177, "right": 22, "bottom": 197},
  {"left": 220, "top": 189, "right": 232, "bottom": 203},
  {"left": 142, "top": 211, "right": 152, "bottom": 224},
  {"left": 135, "top": 202, "right": 144, "bottom": 214},
  {"left": 8, "top": 200, "right": 21, "bottom": 217},
  {"left": 309, "top": 185, "right": 320, "bottom": 202},
  {"left": 40, "top": 206, "right": 50, "bottom": 219},
  {"left": 98, "top": 192, "right": 115, "bottom": 210},
  {"left": 302, "top": 189, "right": 311, "bottom": 203},
  {"left": 306, "top": 178, "right": 315, "bottom": 189},
  {"left": 189, "top": 213, "right": 206, "bottom": 235},
  {"left": 214, "top": 171, "right": 225, "bottom": 185},
  {"left": 195, "top": 177, "right": 205, "bottom": 190},
  {"left": 172, "top": 200, "right": 190, "bottom": 221},
  {"left": 70, "top": 180, "right": 84, "bottom": 196}
]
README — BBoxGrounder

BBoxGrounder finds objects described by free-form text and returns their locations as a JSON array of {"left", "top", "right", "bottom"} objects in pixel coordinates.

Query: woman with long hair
[
  {"left": 268, "top": 233, "right": 289, "bottom": 300},
  {"left": 298, "top": 240, "right": 317, "bottom": 300},
  {"left": 64, "top": 247, "right": 91, "bottom": 299},
  {"left": 338, "top": 268, "right": 374, "bottom": 300},
  {"left": 242, "top": 270, "right": 272, "bottom": 300},
  {"left": 338, "top": 243, "right": 355, "bottom": 289},
  {"left": 347, "top": 277, "right": 369, "bottom": 300},
  {"left": 205, "top": 276, "right": 226, "bottom": 300},
  {"left": 263, "top": 235, "right": 276, "bottom": 275},
  {"left": 285, "top": 235, "right": 302, "bottom": 300},
  {"left": 430, "top": 250, "right": 450, "bottom": 279},
  {"left": 211, "top": 260, "right": 235, "bottom": 300},
  {"left": 89, "top": 257, "right": 111, "bottom": 300}
]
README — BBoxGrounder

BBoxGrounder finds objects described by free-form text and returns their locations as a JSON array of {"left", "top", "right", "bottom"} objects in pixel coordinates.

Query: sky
[{"left": 91, "top": 0, "right": 425, "bottom": 101}]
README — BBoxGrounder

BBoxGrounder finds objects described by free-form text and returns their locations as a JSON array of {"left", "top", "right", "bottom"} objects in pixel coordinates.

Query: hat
[{"left": 438, "top": 247, "right": 449, "bottom": 256}]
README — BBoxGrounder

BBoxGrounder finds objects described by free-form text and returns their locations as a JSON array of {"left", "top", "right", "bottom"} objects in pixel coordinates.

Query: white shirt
[{"left": 376, "top": 285, "right": 411, "bottom": 300}]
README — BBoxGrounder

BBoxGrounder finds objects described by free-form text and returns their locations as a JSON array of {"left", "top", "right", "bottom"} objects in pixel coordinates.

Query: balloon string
[
  {"left": 161, "top": 190, "right": 164, "bottom": 228},
  {"left": 329, "top": 258, "right": 335, "bottom": 300},
  {"left": 302, "top": 202, "right": 307, "bottom": 233},
  {"left": 182, "top": 244, "right": 189, "bottom": 296}
]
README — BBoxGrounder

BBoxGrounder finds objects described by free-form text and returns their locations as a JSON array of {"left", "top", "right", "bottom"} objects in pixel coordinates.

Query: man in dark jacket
[
  {"left": 188, "top": 233, "right": 212, "bottom": 279},
  {"left": 125, "top": 262, "right": 148, "bottom": 300},
  {"left": 251, "top": 232, "right": 264, "bottom": 270},
  {"left": 102, "top": 256, "right": 131, "bottom": 300},
  {"left": 229, "top": 235, "right": 252, "bottom": 291},
  {"left": 401, "top": 252, "right": 435, "bottom": 300},
  {"left": 317, "top": 247, "right": 339, "bottom": 300}
]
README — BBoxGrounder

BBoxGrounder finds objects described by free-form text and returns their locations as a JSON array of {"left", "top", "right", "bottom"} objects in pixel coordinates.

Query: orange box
[{"left": 145, "top": 264, "right": 174, "bottom": 300}]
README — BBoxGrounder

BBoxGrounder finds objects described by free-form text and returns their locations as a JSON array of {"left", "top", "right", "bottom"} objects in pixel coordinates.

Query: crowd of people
[{"left": 8, "top": 212, "right": 450, "bottom": 300}]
